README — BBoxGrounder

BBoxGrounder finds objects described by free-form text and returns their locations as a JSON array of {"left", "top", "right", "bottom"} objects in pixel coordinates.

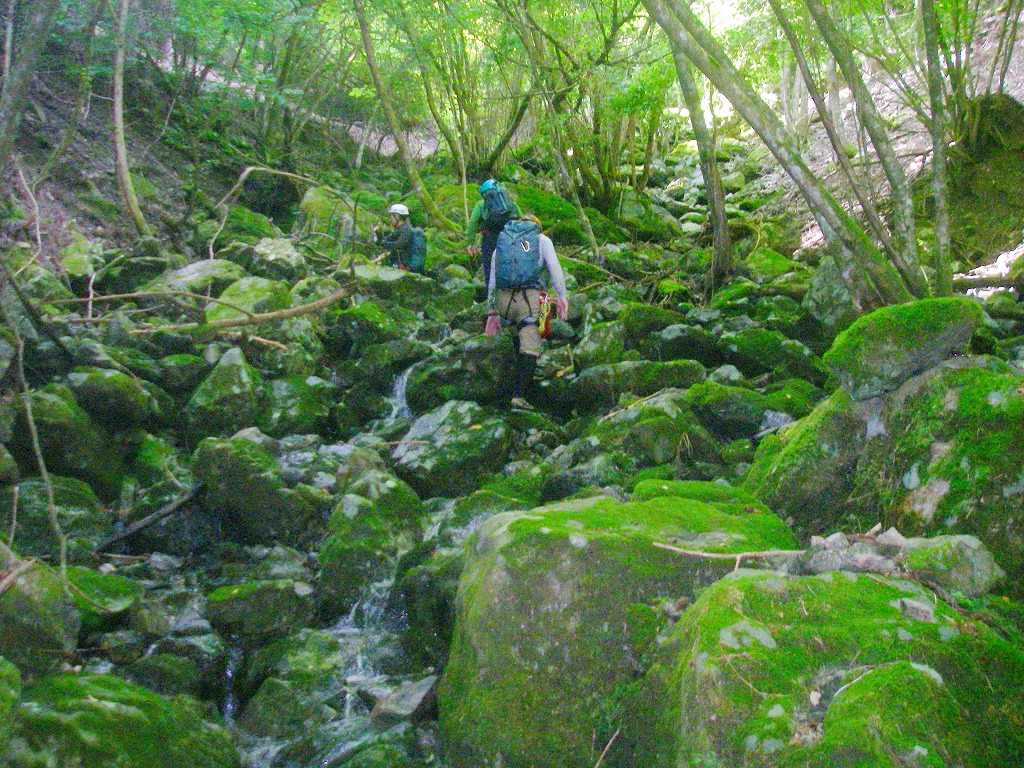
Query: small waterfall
[
  {"left": 222, "top": 642, "right": 245, "bottom": 727},
  {"left": 388, "top": 364, "right": 415, "bottom": 422}
]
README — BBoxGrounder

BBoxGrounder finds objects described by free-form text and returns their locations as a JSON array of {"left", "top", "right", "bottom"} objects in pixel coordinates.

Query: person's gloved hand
[
  {"left": 485, "top": 313, "right": 501, "bottom": 337},
  {"left": 467, "top": 244, "right": 480, "bottom": 256},
  {"left": 555, "top": 297, "right": 569, "bottom": 320}
]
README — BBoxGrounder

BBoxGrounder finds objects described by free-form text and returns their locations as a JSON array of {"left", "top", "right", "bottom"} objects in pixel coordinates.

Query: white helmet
[{"left": 388, "top": 203, "right": 410, "bottom": 217}]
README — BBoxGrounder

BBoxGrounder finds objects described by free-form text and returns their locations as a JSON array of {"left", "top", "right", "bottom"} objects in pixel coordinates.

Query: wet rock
[
  {"left": 66, "top": 366, "right": 164, "bottom": 430},
  {"left": 392, "top": 401, "right": 510, "bottom": 498},
  {"left": 405, "top": 335, "right": 514, "bottom": 414},
  {"left": 356, "top": 338, "right": 435, "bottom": 392},
  {"left": 370, "top": 675, "right": 438, "bottom": 729},
  {"left": 0, "top": 553, "right": 82, "bottom": 677},
  {"left": 571, "top": 359, "right": 705, "bottom": 412},
  {"left": 438, "top": 486, "right": 797, "bottom": 768},
  {"left": 395, "top": 547, "right": 465, "bottom": 669},
  {"left": 824, "top": 297, "right": 983, "bottom": 400},
  {"left": 904, "top": 535, "right": 1004, "bottom": 597},
  {"left": 629, "top": 569, "right": 1024, "bottom": 767},
  {"left": 6, "top": 673, "right": 241, "bottom": 768},
  {"left": 149, "top": 633, "right": 227, "bottom": 697},
  {"left": 258, "top": 374, "right": 335, "bottom": 438},
  {"left": 653, "top": 323, "right": 724, "bottom": 368},
  {"left": 684, "top": 381, "right": 771, "bottom": 440},
  {"left": 207, "top": 579, "right": 315, "bottom": 644},
  {"left": 186, "top": 347, "right": 266, "bottom": 437},
  {"left": 720, "top": 327, "right": 828, "bottom": 384},
  {"left": 124, "top": 653, "right": 204, "bottom": 698},
  {"left": 573, "top": 321, "right": 629, "bottom": 371},
  {"left": 66, "top": 565, "right": 143, "bottom": 634},
  {"left": 193, "top": 436, "right": 324, "bottom": 547}
]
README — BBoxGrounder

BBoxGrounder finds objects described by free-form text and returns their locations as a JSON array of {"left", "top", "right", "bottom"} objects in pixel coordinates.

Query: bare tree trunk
[
  {"left": 113, "top": 0, "right": 151, "bottom": 237},
  {"left": 672, "top": 47, "right": 730, "bottom": 288},
  {"left": 0, "top": 0, "right": 60, "bottom": 175},
  {"left": 644, "top": 0, "right": 912, "bottom": 309},
  {"left": 352, "top": 0, "right": 457, "bottom": 231},
  {"left": 921, "top": 0, "right": 952, "bottom": 296},
  {"left": 804, "top": 0, "right": 928, "bottom": 297}
]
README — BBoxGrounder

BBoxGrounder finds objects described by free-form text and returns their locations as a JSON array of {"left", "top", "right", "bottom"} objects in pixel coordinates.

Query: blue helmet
[{"left": 480, "top": 179, "right": 498, "bottom": 194}]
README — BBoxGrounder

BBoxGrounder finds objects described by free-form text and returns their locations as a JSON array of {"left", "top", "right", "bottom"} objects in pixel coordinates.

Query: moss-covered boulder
[
  {"left": 145, "top": 259, "right": 247, "bottom": 296},
  {"left": 351, "top": 265, "right": 456, "bottom": 316},
  {"left": 587, "top": 389, "right": 722, "bottom": 473},
  {"left": 66, "top": 565, "right": 144, "bottom": 634},
  {"left": 0, "top": 476, "right": 110, "bottom": 561},
  {"left": 395, "top": 547, "right": 465, "bottom": 669},
  {"left": 6, "top": 673, "right": 241, "bottom": 768},
  {"left": 823, "top": 297, "right": 984, "bottom": 400},
  {"left": 721, "top": 327, "right": 829, "bottom": 384},
  {"left": 123, "top": 653, "right": 204, "bottom": 698},
  {"left": 193, "top": 437, "right": 322, "bottom": 547},
  {"left": 355, "top": 338, "right": 435, "bottom": 392},
  {"left": 684, "top": 381, "right": 772, "bottom": 441},
  {"left": 239, "top": 628, "right": 353, "bottom": 738},
  {"left": 324, "top": 300, "right": 407, "bottom": 359},
  {"left": 0, "top": 444, "right": 18, "bottom": 485},
  {"left": 653, "top": 323, "right": 724, "bottom": 368},
  {"left": 743, "top": 389, "right": 868, "bottom": 535},
  {"left": 618, "top": 303, "right": 689, "bottom": 353},
  {"left": 573, "top": 321, "right": 629, "bottom": 371},
  {"left": 317, "top": 471, "right": 424, "bottom": 615},
  {"left": 204, "top": 276, "right": 292, "bottom": 325},
  {"left": 392, "top": 401, "right": 510, "bottom": 498},
  {"left": 66, "top": 366, "right": 163, "bottom": 430},
  {"left": 624, "top": 569, "right": 1024, "bottom": 767},
  {"left": 221, "top": 237, "right": 306, "bottom": 281},
  {"left": 206, "top": 579, "right": 315, "bottom": 644},
  {"left": 847, "top": 357, "right": 1024, "bottom": 592},
  {"left": 571, "top": 360, "right": 706, "bottom": 412},
  {"left": 438, "top": 488, "right": 798, "bottom": 768},
  {"left": 157, "top": 354, "right": 209, "bottom": 393},
  {"left": 8, "top": 386, "right": 126, "bottom": 498},
  {"left": 0, "top": 655, "right": 19, "bottom": 752},
  {"left": 258, "top": 375, "right": 335, "bottom": 438},
  {"left": 405, "top": 335, "right": 514, "bottom": 414},
  {"left": 0, "top": 554, "right": 82, "bottom": 677},
  {"left": 904, "top": 535, "right": 1004, "bottom": 598},
  {"left": 186, "top": 347, "right": 266, "bottom": 436}
]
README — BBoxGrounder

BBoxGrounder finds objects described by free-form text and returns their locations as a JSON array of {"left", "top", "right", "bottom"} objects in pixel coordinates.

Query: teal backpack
[
  {"left": 408, "top": 227, "right": 427, "bottom": 273},
  {"left": 494, "top": 220, "right": 542, "bottom": 290}
]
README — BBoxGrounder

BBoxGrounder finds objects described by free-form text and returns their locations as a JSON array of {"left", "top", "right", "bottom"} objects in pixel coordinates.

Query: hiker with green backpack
[
  {"left": 467, "top": 179, "right": 520, "bottom": 283},
  {"left": 485, "top": 213, "right": 569, "bottom": 410},
  {"left": 374, "top": 203, "right": 427, "bottom": 273}
]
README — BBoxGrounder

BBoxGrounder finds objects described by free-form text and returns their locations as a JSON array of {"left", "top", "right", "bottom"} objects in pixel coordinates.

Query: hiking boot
[{"left": 509, "top": 396, "right": 535, "bottom": 411}]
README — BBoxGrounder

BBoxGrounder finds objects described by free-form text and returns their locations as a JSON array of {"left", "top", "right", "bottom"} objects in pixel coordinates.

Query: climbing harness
[{"left": 537, "top": 291, "right": 552, "bottom": 338}]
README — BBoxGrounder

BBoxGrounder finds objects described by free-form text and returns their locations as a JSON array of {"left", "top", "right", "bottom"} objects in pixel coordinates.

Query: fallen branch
[
  {"left": 95, "top": 483, "right": 202, "bottom": 552},
  {"left": 653, "top": 542, "right": 805, "bottom": 571},
  {"left": 48, "top": 289, "right": 257, "bottom": 321},
  {"left": 593, "top": 727, "right": 620, "bottom": 768},
  {"left": 0, "top": 557, "right": 38, "bottom": 600},
  {"left": 131, "top": 284, "right": 351, "bottom": 334}
]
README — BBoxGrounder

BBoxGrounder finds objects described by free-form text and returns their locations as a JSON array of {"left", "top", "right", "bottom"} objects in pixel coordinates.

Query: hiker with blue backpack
[
  {"left": 485, "top": 213, "right": 569, "bottom": 410},
  {"left": 467, "top": 179, "right": 520, "bottom": 283},
  {"left": 374, "top": 203, "right": 427, "bottom": 273}
]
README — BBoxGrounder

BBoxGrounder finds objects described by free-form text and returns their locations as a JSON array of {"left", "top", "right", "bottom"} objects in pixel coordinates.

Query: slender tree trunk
[
  {"left": 0, "top": 0, "right": 60, "bottom": 175},
  {"left": 352, "top": 0, "right": 457, "bottom": 231},
  {"left": 921, "top": 0, "right": 952, "bottom": 296},
  {"left": 478, "top": 90, "right": 531, "bottom": 177},
  {"left": 804, "top": 0, "right": 928, "bottom": 298},
  {"left": 672, "top": 48, "right": 730, "bottom": 288},
  {"left": 113, "top": 0, "right": 151, "bottom": 237},
  {"left": 644, "top": 0, "right": 911, "bottom": 308}
]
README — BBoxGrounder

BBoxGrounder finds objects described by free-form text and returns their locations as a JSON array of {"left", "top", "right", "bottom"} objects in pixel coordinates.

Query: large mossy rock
[
  {"left": 721, "top": 327, "right": 828, "bottom": 384},
  {"left": 0, "top": 555, "right": 82, "bottom": 677},
  {"left": 9, "top": 386, "right": 126, "bottom": 499},
  {"left": 193, "top": 437, "right": 322, "bottom": 547},
  {"left": 204, "top": 276, "right": 292, "bottom": 325},
  {"left": 571, "top": 360, "right": 706, "bottom": 412},
  {"left": 823, "top": 297, "right": 983, "bottom": 400},
  {"left": 258, "top": 375, "right": 335, "bottom": 438},
  {"left": 624, "top": 569, "right": 1024, "bottom": 767},
  {"left": 618, "top": 303, "right": 689, "bottom": 353},
  {"left": 66, "top": 366, "right": 163, "bottom": 430},
  {"left": 392, "top": 401, "right": 510, "bottom": 498},
  {"left": 684, "top": 381, "right": 773, "bottom": 441},
  {"left": 206, "top": 579, "right": 315, "bottom": 644},
  {"left": 6, "top": 673, "right": 241, "bottom": 768},
  {"left": 0, "top": 476, "right": 110, "bottom": 561},
  {"left": 573, "top": 321, "right": 628, "bottom": 371},
  {"left": 186, "top": 347, "right": 266, "bottom": 436},
  {"left": 438, "top": 485, "right": 798, "bottom": 768},
  {"left": 405, "top": 335, "right": 514, "bottom": 414},
  {"left": 653, "top": 323, "right": 724, "bottom": 368},
  {"left": 743, "top": 389, "right": 868, "bottom": 535},
  {"left": 145, "top": 259, "right": 247, "bottom": 296}
]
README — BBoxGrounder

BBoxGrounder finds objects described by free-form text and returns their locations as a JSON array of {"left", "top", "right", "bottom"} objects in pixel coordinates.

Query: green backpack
[{"left": 408, "top": 227, "right": 427, "bottom": 273}]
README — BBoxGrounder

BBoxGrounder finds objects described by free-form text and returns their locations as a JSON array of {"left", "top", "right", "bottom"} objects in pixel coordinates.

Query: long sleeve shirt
[
  {"left": 487, "top": 233, "right": 568, "bottom": 307},
  {"left": 380, "top": 221, "right": 413, "bottom": 267}
]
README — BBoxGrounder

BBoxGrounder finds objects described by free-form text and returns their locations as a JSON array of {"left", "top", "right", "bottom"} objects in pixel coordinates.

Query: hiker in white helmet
[{"left": 374, "top": 203, "right": 415, "bottom": 269}]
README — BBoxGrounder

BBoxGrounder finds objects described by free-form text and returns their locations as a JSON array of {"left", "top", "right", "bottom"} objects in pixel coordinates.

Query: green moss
[
  {"left": 438, "top": 493, "right": 797, "bottom": 768},
  {"left": 204, "top": 276, "right": 291, "bottom": 325},
  {"left": 223, "top": 205, "right": 279, "bottom": 244},
  {"left": 126, "top": 654, "right": 203, "bottom": 698},
  {"left": 684, "top": 381, "right": 770, "bottom": 440},
  {"left": 9, "top": 673, "right": 240, "bottom": 768},
  {"left": 744, "top": 247, "right": 810, "bottom": 286},
  {"left": 823, "top": 297, "right": 984, "bottom": 400},
  {"left": 0, "top": 656, "right": 20, "bottom": 753},
  {"left": 630, "top": 570, "right": 1024, "bottom": 767},
  {"left": 763, "top": 378, "right": 822, "bottom": 419},
  {"left": 206, "top": 579, "right": 315, "bottom": 642},
  {"left": 66, "top": 566, "right": 143, "bottom": 634},
  {"left": 0, "top": 476, "right": 109, "bottom": 561},
  {"left": 617, "top": 303, "right": 688, "bottom": 351}
]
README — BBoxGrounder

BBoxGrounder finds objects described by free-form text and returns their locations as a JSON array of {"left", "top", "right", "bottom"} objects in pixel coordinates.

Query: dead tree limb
[{"left": 95, "top": 483, "right": 202, "bottom": 552}]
